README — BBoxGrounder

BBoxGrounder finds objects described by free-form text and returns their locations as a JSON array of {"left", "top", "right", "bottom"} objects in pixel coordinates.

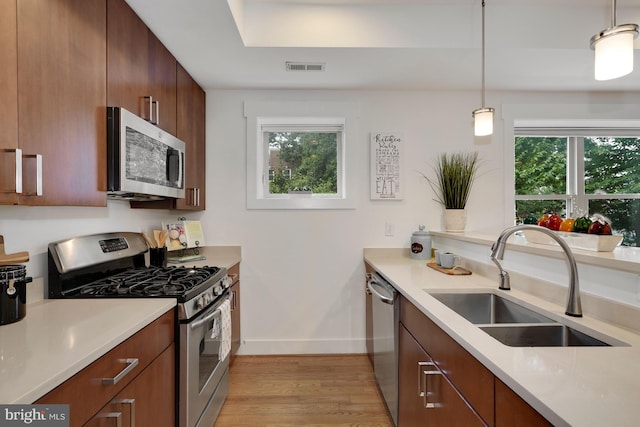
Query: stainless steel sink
[
  {"left": 429, "top": 292, "right": 554, "bottom": 324},
  {"left": 428, "top": 291, "right": 626, "bottom": 347},
  {"left": 479, "top": 324, "right": 610, "bottom": 347}
]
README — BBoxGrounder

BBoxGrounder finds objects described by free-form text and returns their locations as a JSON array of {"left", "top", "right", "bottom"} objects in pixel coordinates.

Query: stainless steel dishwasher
[{"left": 367, "top": 272, "right": 399, "bottom": 426}]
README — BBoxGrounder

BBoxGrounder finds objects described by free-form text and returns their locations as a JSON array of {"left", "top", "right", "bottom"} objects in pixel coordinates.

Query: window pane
[
  {"left": 584, "top": 137, "right": 640, "bottom": 195},
  {"left": 516, "top": 200, "right": 566, "bottom": 222},
  {"left": 515, "top": 137, "right": 567, "bottom": 195},
  {"left": 589, "top": 198, "right": 639, "bottom": 246},
  {"left": 267, "top": 131, "right": 338, "bottom": 195}
]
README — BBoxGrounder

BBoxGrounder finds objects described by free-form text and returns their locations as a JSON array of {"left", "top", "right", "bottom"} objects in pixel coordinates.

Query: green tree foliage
[
  {"left": 515, "top": 136, "right": 640, "bottom": 246},
  {"left": 268, "top": 132, "right": 338, "bottom": 194}
]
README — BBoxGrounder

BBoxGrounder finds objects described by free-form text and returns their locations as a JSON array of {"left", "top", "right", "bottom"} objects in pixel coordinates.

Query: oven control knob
[
  {"left": 213, "top": 285, "right": 222, "bottom": 296},
  {"left": 195, "top": 297, "right": 205, "bottom": 311},
  {"left": 204, "top": 293, "right": 213, "bottom": 305}
]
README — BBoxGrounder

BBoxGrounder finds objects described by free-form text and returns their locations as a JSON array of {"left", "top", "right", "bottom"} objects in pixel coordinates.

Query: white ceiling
[{"left": 124, "top": 0, "right": 640, "bottom": 92}]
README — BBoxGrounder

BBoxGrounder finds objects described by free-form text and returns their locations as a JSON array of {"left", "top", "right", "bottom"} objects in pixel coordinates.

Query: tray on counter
[{"left": 522, "top": 230, "right": 623, "bottom": 252}]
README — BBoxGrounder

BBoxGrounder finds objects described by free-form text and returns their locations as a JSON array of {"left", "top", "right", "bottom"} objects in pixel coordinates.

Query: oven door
[{"left": 180, "top": 293, "right": 230, "bottom": 427}]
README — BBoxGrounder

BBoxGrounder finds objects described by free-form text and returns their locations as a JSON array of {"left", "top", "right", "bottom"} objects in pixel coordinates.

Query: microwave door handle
[{"left": 166, "top": 148, "right": 180, "bottom": 184}]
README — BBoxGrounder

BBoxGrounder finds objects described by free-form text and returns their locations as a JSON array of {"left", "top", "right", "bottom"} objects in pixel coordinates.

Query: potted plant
[{"left": 424, "top": 151, "right": 480, "bottom": 232}]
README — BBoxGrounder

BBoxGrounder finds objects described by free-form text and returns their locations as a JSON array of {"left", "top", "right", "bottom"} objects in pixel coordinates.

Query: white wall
[
  {"left": 1, "top": 88, "right": 638, "bottom": 355},
  {"left": 204, "top": 89, "right": 640, "bottom": 355}
]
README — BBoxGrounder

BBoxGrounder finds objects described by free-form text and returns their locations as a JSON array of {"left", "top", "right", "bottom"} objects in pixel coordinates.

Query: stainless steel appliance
[
  {"left": 367, "top": 272, "right": 399, "bottom": 426},
  {"left": 107, "top": 106, "right": 186, "bottom": 201},
  {"left": 48, "top": 232, "right": 232, "bottom": 427}
]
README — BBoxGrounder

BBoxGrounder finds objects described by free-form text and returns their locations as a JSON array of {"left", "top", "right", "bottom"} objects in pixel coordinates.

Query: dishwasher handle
[{"left": 367, "top": 275, "right": 396, "bottom": 305}]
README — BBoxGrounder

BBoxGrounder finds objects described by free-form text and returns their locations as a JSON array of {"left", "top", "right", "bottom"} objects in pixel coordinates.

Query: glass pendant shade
[
  {"left": 592, "top": 26, "right": 638, "bottom": 80},
  {"left": 473, "top": 107, "right": 494, "bottom": 136}
]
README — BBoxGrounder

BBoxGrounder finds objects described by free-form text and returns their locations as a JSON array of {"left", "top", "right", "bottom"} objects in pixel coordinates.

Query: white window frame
[
  {"left": 245, "top": 101, "right": 359, "bottom": 209},
  {"left": 514, "top": 132, "right": 640, "bottom": 218},
  {"left": 501, "top": 104, "right": 640, "bottom": 227}
]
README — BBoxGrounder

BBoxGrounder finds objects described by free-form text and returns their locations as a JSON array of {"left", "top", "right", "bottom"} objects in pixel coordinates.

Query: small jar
[{"left": 410, "top": 225, "right": 432, "bottom": 260}]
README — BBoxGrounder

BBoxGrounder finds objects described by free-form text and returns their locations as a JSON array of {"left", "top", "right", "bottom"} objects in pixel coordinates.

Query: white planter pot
[{"left": 443, "top": 208, "right": 466, "bottom": 232}]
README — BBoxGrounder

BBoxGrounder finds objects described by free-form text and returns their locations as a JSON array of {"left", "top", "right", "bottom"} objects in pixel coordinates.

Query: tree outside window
[
  {"left": 267, "top": 131, "right": 338, "bottom": 195},
  {"left": 515, "top": 135, "right": 640, "bottom": 246}
]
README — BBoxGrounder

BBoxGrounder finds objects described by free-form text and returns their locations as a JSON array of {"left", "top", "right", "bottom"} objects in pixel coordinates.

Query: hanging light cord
[{"left": 481, "top": 0, "right": 486, "bottom": 108}]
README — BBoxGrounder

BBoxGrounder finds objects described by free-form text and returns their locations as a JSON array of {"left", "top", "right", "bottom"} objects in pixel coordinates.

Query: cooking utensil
[
  {"left": 0, "top": 236, "right": 29, "bottom": 266},
  {"left": 142, "top": 233, "right": 156, "bottom": 248}
]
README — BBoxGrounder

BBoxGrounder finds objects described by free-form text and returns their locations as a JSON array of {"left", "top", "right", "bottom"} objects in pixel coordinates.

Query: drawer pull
[
  {"left": 417, "top": 361, "right": 435, "bottom": 397},
  {"left": 94, "top": 412, "right": 122, "bottom": 427},
  {"left": 102, "top": 358, "right": 139, "bottom": 385},
  {"left": 422, "top": 368, "right": 443, "bottom": 409},
  {"left": 114, "top": 398, "right": 136, "bottom": 427}
]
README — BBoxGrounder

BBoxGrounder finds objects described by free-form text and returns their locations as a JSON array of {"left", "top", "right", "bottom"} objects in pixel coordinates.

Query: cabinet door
[
  {"left": 229, "top": 263, "right": 241, "bottom": 364},
  {"left": 175, "top": 64, "right": 206, "bottom": 210},
  {"left": 148, "top": 33, "right": 177, "bottom": 135},
  {"left": 495, "top": 378, "right": 552, "bottom": 427},
  {"left": 107, "top": 0, "right": 149, "bottom": 118},
  {"left": 0, "top": 0, "right": 19, "bottom": 204},
  {"left": 87, "top": 344, "right": 175, "bottom": 427},
  {"left": 17, "top": 0, "right": 107, "bottom": 206},
  {"left": 399, "top": 325, "right": 487, "bottom": 427}
]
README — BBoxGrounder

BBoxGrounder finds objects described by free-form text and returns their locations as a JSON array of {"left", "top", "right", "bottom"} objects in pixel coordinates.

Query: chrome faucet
[{"left": 490, "top": 224, "right": 582, "bottom": 317}]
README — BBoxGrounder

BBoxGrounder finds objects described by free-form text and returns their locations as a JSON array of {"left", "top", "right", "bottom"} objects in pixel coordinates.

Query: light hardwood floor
[{"left": 214, "top": 354, "right": 393, "bottom": 427}]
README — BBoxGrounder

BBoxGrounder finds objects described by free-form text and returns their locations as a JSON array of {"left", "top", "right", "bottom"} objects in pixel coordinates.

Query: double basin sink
[{"left": 428, "top": 292, "right": 625, "bottom": 347}]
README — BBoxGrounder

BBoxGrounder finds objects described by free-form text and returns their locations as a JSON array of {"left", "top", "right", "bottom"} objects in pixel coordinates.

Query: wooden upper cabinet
[
  {"left": 148, "top": 34, "right": 177, "bottom": 135},
  {"left": 175, "top": 64, "right": 206, "bottom": 210},
  {"left": 107, "top": 0, "right": 177, "bottom": 135},
  {"left": 17, "top": 0, "right": 107, "bottom": 206},
  {"left": 0, "top": 0, "right": 19, "bottom": 205}
]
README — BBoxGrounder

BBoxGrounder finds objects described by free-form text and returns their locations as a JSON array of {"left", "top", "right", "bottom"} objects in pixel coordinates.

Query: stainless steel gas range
[{"left": 48, "top": 232, "right": 232, "bottom": 427}]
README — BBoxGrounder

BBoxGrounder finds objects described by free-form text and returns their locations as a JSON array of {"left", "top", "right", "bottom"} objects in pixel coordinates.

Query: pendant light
[
  {"left": 473, "top": 0, "right": 494, "bottom": 137},
  {"left": 590, "top": 0, "right": 638, "bottom": 81}
]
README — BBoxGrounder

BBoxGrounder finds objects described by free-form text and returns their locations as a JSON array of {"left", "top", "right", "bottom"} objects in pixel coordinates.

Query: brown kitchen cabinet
[
  {"left": 129, "top": 63, "right": 206, "bottom": 211},
  {"left": 397, "top": 293, "right": 553, "bottom": 426},
  {"left": 229, "top": 263, "right": 241, "bottom": 364},
  {"left": 495, "top": 378, "right": 553, "bottom": 427},
  {"left": 0, "top": 0, "right": 107, "bottom": 206},
  {"left": 399, "top": 324, "right": 486, "bottom": 427},
  {"left": 364, "top": 262, "right": 375, "bottom": 366},
  {"left": 107, "top": 0, "right": 177, "bottom": 136},
  {"left": 36, "top": 310, "right": 175, "bottom": 427}
]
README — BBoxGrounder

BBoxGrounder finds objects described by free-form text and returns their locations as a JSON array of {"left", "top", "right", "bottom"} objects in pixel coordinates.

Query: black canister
[{"left": 0, "top": 265, "right": 32, "bottom": 325}]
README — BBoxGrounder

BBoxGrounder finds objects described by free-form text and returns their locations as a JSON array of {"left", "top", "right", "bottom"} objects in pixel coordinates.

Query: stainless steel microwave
[{"left": 107, "top": 106, "right": 185, "bottom": 201}]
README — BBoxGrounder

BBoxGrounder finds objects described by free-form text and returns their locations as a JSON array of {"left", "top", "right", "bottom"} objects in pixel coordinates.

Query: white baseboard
[{"left": 237, "top": 337, "right": 367, "bottom": 355}]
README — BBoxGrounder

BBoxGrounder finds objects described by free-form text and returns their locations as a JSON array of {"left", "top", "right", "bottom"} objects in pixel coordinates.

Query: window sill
[{"left": 430, "top": 229, "right": 640, "bottom": 274}]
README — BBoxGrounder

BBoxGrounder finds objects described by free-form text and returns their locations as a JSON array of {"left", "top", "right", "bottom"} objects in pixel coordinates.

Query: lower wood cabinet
[
  {"left": 399, "top": 324, "right": 486, "bottom": 426},
  {"left": 229, "top": 263, "right": 241, "bottom": 365},
  {"left": 397, "top": 293, "right": 552, "bottom": 427},
  {"left": 36, "top": 310, "right": 175, "bottom": 427},
  {"left": 495, "top": 378, "right": 552, "bottom": 427}
]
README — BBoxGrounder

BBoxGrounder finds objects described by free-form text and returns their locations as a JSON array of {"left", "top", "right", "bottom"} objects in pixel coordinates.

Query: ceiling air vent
[{"left": 286, "top": 62, "right": 325, "bottom": 72}]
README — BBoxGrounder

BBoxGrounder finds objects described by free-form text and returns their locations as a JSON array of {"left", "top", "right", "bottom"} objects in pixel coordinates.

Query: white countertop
[
  {"left": 365, "top": 248, "right": 640, "bottom": 427},
  {"left": 0, "top": 298, "right": 175, "bottom": 404}
]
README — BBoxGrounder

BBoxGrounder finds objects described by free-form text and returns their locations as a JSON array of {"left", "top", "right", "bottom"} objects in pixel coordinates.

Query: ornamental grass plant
[{"left": 425, "top": 151, "right": 480, "bottom": 209}]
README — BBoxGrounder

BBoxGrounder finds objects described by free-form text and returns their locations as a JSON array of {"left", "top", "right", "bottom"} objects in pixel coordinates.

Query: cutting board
[
  {"left": 0, "top": 235, "right": 29, "bottom": 265},
  {"left": 427, "top": 261, "right": 472, "bottom": 276}
]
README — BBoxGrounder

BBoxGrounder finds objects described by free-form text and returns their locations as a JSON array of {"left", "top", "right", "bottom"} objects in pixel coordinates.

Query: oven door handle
[{"left": 190, "top": 308, "right": 219, "bottom": 330}]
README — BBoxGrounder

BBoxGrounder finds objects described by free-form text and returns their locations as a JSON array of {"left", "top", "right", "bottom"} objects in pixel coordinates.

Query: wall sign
[{"left": 370, "top": 132, "right": 403, "bottom": 200}]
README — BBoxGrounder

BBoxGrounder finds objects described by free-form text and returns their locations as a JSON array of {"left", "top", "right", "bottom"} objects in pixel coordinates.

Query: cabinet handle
[
  {"left": 230, "top": 289, "right": 236, "bottom": 311},
  {"left": 2, "top": 148, "right": 22, "bottom": 193},
  {"left": 95, "top": 412, "right": 122, "bottom": 427},
  {"left": 25, "top": 154, "right": 43, "bottom": 196},
  {"left": 114, "top": 398, "right": 136, "bottom": 427},
  {"left": 195, "top": 188, "right": 200, "bottom": 206},
  {"left": 417, "top": 361, "right": 435, "bottom": 397},
  {"left": 153, "top": 100, "right": 160, "bottom": 126},
  {"left": 102, "top": 358, "right": 139, "bottom": 385},
  {"left": 422, "top": 366, "right": 443, "bottom": 409},
  {"left": 143, "top": 96, "right": 153, "bottom": 123}
]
